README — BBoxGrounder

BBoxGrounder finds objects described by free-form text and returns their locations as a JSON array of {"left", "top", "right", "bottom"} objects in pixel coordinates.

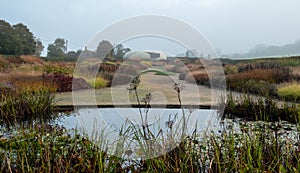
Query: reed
[
  {"left": 0, "top": 80, "right": 299, "bottom": 172},
  {"left": 0, "top": 89, "right": 56, "bottom": 127},
  {"left": 220, "top": 93, "right": 300, "bottom": 124}
]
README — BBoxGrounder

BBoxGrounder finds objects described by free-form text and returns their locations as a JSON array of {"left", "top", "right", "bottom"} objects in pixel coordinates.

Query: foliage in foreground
[
  {"left": 278, "top": 82, "right": 300, "bottom": 102},
  {"left": 0, "top": 70, "right": 299, "bottom": 172},
  {"left": 0, "top": 119, "right": 299, "bottom": 172},
  {"left": 0, "top": 89, "right": 56, "bottom": 127},
  {"left": 220, "top": 93, "right": 300, "bottom": 124}
]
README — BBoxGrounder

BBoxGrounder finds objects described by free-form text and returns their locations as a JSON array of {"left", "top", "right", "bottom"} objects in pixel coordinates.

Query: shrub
[
  {"left": 86, "top": 77, "right": 108, "bottom": 89},
  {"left": 236, "top": 80, "right": 277, "bottom": 96},
  {"left": 277, "top": 82, "right": 300, "bottom": 102},
  {"left": 0, "top": 56, "right": 10, "bottom": 72},
  {"left": 45, "top": 73, "right": 90, "bottom": 92},
  {"left": 20, "top": 55, "right": 44, "bottom": 64},
  {"left": 43, "top": 64, "right": 73, "bottom": 75},
  {"left": 178, "top": 73, "right": 187, "bottom": 80},
  {"left": 227, "top": 69, "right": 290, "bottom": 84},
  {"left": 12, "top": 77, "right": 58, "bottom": 93},
  {"left": 99, "top": 63, "right": 118, "bottom": 73},
  {"left": 5, "top": 56, "right": 25, "bottom": 64},
  {"left": 224, "top": 65, "right": 238, "bottom": 74},
  {"left": 185, "top": 70, "right": 209, "bottom": 84},
  {"left": 5, "top": 72, "right": 57, "bottom": 92},
  {"left": 238, "top": 61, "right": 290, "bottom": 72},
  {"left": 73, "top": 78, "right": 91, "bottom": 91},
  {"left": 100, "top": 71, "right": 114, "bottom": 81}
]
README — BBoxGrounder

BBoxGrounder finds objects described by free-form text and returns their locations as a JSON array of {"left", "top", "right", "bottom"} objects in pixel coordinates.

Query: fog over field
[{"left": 1, "top": 0, "right": 300, "bottom": 56}]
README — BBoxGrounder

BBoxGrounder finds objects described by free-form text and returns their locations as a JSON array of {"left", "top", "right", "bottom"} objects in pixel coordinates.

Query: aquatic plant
[
  {"left": 0, "top": 89, "right": 56, "bottom": 127},
  {"left": 220, "top": 93, "right": 300, "bottom": 124}
]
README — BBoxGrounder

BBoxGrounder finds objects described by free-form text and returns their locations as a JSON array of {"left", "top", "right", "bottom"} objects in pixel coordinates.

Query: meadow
[
  {"left": 174, "top": 56, "right": 300, "bottom": 102},
  {"left": 0, "top": 55, "right": 299, "bottom": 172}
]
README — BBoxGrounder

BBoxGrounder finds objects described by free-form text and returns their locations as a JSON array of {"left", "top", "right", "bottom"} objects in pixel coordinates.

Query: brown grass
[
  {"left": 164, "top": 64, "right": 189, "bottom": 73},
  {"left": 185, "top": 70, "right": 209, "bottom": 84},
  {"left": 20, "top": 55, "right": 45, "bottom": 64},
  {"left": 227, "top": 69, "right": 288, "bottom": 84},
  {"left": 291, "top": 66, "right": 300, "bottom": 76},
  {"left": 9, "top": 75, "right": 57, "bottom": 92}
]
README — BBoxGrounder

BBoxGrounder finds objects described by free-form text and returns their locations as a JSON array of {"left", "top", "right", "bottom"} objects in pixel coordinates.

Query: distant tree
[
  {"left": 249, "top": 44, "right": 267, "bottom": 56},
  {"left": 34, "top": 38, "right": 44, "bottom": 56},
  {"left": 185, "top": 49, "right": 198, "bottom": 58},
  {"left": 80, "top": 47, "right": 96, "bottom": 58},
  {"left": 0, "top": 20, "right": 22, "bottom": 55},
  {"left": 13, "top": 23, "right": 36, "bottom": 55},
  {"left": 96, "top": 40, "right": 113, "bottom": 58},
  {"left": 66, "top": 49, "right": 81, "bottom": 59},
  {"left": 47, "top": 44, "right": 65, "bottom": 57},
  {"left": 47, "top": 38, "right": 66, "bottom": 57},
  {"left": 54, "top": 38, "right": 67, "bottom": 53},
  {"left": 113, "top": 44, "right": 131, "bottom": 59},
  {"left": 0, "top": 20, "right": 40, "bottom": 55}
]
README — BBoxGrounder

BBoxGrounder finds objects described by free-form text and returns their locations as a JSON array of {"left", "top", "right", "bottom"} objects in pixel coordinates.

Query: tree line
[
  {"left": 227, "top": 39, "right": 300, "bottom": 59},
  {"left": 0, "top": 19, "right": 131, "bottom": 60},
  {"left": 47, "top": 38, "right": 131, "bottom": 60},
  {"left": 0, "top": 19, "right": 43, "bottom": 56}
]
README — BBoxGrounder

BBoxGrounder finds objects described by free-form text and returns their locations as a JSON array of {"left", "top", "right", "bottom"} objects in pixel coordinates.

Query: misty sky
[{"left": 1, "top": 0, "right": 300, "bottom": 56}]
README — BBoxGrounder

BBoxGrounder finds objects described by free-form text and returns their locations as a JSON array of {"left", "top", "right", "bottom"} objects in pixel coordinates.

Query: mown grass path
[{"left": 55, "top": 73, "right": 223, "bottom": 107}]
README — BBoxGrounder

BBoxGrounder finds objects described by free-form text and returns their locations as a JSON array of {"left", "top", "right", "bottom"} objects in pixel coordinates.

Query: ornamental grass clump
[{"left": 0, "top": 89, "right": 56, "bottom": 127}]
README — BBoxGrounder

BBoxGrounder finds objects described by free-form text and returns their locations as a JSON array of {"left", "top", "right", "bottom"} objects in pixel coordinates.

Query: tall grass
[
  {"left": 220, "top": 93, "right": 300, "bottom": 123},
  {"left": 0, "top": 116, "right": 299, "bottom": 172},
  {"left": 86, "top": 77, "right": 108, "bottom": 88},
  {"left": 278, "top": 82, "right": 300, "bottom": 102},
  {"left": 0, "top": 89, "right": 56, "bottom": 127},
  {"left": 0, "top": 72, "right": 299, "bottom": 172},
  {"left": 206, "top": 120, "right": 300, "bottom": 172},
  {"left": 227, "top": 69, "right": 289, "bottom": 84}
]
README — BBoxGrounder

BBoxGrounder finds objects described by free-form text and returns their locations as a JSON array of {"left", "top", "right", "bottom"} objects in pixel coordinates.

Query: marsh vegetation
[{"left": 0, "top": 62, "right": 300, "bottom": 172}]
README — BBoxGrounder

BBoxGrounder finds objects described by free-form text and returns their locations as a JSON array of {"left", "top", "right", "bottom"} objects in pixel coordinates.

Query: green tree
[
  {"left": 113, "top": 44, "right": 131, "bottom": 60},
  {"left": 54, "top": 38, "right": 67, "bottom": 53},
  {"left": 47, "top": 38, "right": 66, "bottom": 57},
  {"left": 185, "top": 49, "right": 198, "bottom": 58},
  {"left": 13, "top": 23, "right": 36, "bottom": 55},
  {"left": 0, "top": 20, "right": 22, "bottom": 55},
  {"left": 34, "top": 38, "right": 44, "bottom": 56},
  {"left": 96, "top": 40, "right": 113, "bottom": 58},
  {"left": 66, "top": 49, "right": 81, "bottom": 59}
]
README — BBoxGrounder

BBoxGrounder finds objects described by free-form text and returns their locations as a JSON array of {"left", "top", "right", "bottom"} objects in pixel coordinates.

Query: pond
[
  {"left": 54, "top": 107, "right": 221, "bottom": 158},
  {"left": 56, "top": 107, "right": 219, "bottom": 136},
  {"left": 54, "top": 107, "right": 299, "bottom": 159}
]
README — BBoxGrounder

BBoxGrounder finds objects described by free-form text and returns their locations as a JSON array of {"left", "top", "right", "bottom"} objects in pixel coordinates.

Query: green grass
[
  {"left": 0, "top": 77, "right": 299, "bottom": 172},
  {"left": 141, "top": 69, "right": 174, "bottom": 76},
  {"left": 278, "top": 82, "right": 300, "bottom": 102},
  {"left": 0, "top": 89, "right": 56, "bottom": 127},
  {"left": 0, "top": 118, "right": 299, "bottom": 172},
  {"left": 219, "top": 93, "right": 300, "bottom": 123},
  {"left": 43, "top": 64, "right": 73, "bottom": 75},
  {"left": 86, "top": 77, "right": 108, "bottom": 88},
  {"left": 276, "top": 57, "right": 300, "bottom": 67}
]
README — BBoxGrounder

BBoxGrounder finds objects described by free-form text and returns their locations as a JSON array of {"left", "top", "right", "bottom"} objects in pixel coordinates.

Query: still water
[{"left": 56, "top": 108, "right": 219, "bottom": 136}]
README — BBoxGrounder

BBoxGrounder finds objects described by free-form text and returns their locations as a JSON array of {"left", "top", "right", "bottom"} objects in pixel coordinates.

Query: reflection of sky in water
[{"left": 56, "top": 108, "right": 219, "bottom": 137}]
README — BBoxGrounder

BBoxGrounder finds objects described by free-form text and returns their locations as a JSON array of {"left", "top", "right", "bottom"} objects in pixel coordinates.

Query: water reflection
[{"left": 56, "top": 108, "right": 219, "bottom": 136}]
